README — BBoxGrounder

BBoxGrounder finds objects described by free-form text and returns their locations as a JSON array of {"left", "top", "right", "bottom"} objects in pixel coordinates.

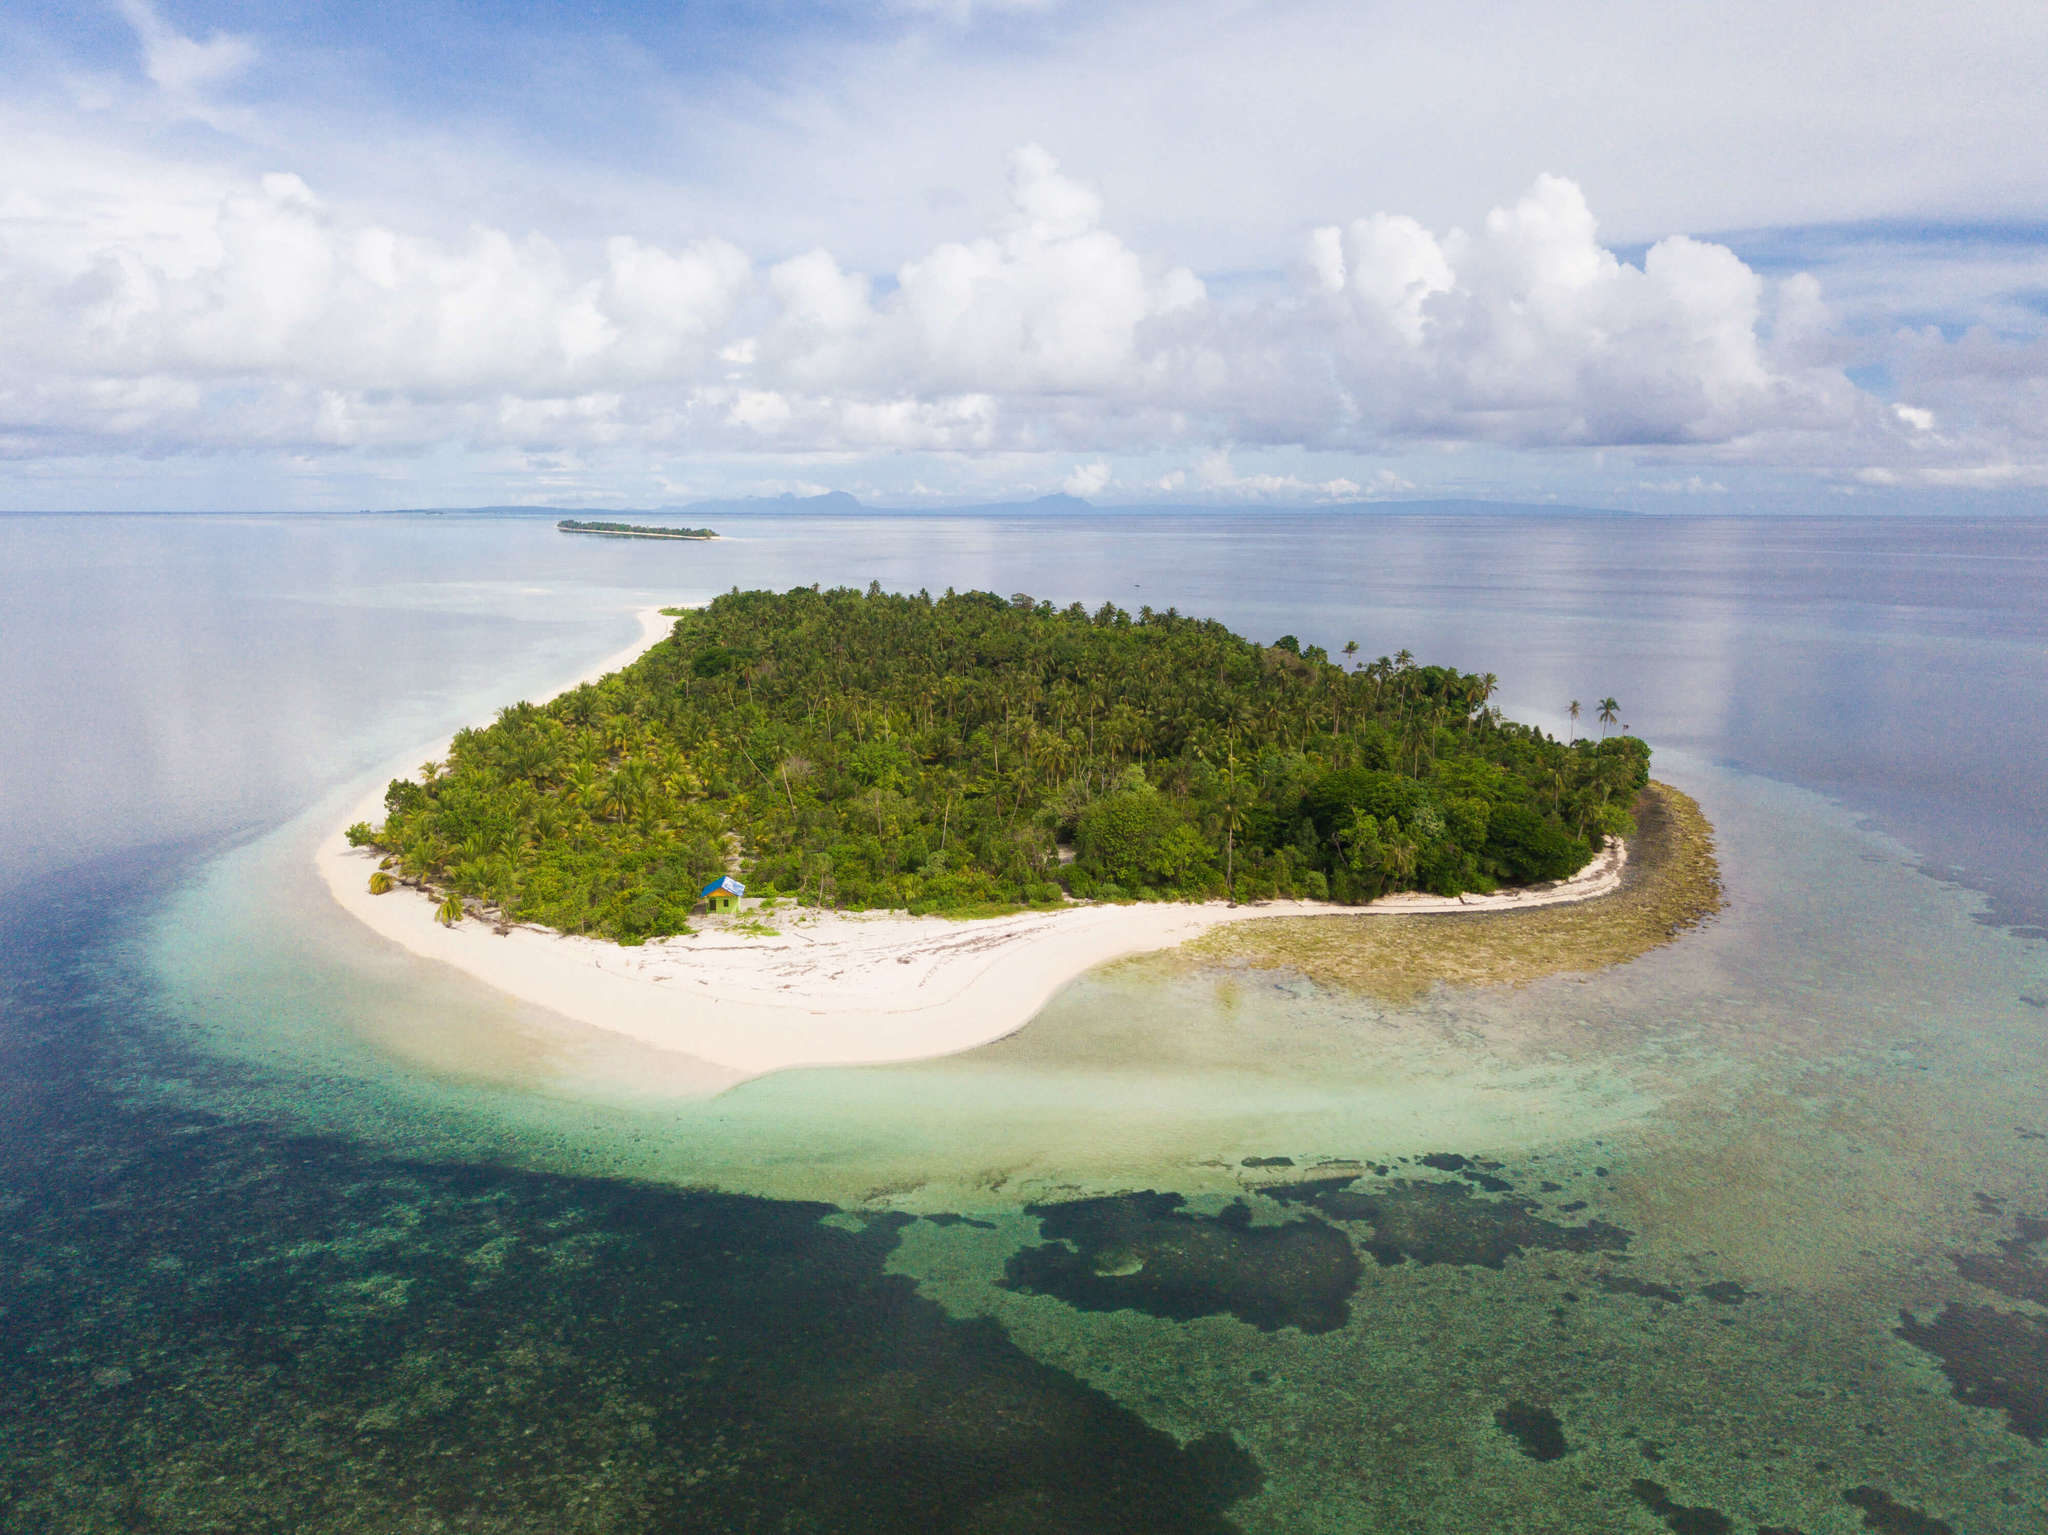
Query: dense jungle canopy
[{"left": 353, "top": 586, "right": 1649, "bottom": 942}]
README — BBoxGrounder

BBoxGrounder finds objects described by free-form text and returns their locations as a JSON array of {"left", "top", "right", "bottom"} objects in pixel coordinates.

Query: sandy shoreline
[{"left": 317, "top": 607, "right": 1626, "bottom": 1080}]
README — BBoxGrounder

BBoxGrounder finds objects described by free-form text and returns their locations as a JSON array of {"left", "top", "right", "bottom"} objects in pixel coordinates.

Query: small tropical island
[
  {"left": 321, "top": 589, "right": 1714, "bottom": 1077},
  {"left": 351, "top": 585, "right": 1649, "bottom": 939},
  {"left": 557, "top": 519, "right": 717, "bottom": 540},
  {"left": 319, "top": 593, "right": 1720, "bottom": 1080}
]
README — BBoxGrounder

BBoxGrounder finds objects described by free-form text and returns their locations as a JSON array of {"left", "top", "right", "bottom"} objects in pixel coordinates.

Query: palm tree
[
  {"left": 1568, "top": 700, "right": 1581, "bottom": 743},
  {"left": 1380, "top": 829, "right": 1419, "bottom": 886},
  {"left": 1222, "top": 727, "right": 1240, "bottom": 903},
  {"left": 1597, "top": 697, "right": 1620, "bottom": 736},
  {"left": 1343, "top": 640, "right": 1360, "bottom": 669},
  {"left": 435, "top": 892, "right": 464, "bottom": 926},
  {"left": 1469, "top": 673, "right": 1498, "bottom": 732},
  {"left": 600, "top": 763, "right": 648, "bottom": 822}
]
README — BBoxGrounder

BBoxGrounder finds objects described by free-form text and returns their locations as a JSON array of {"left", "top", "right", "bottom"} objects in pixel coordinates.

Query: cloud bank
[{"left": 0, "top": 143, "right": 1865, "bottom": 456}]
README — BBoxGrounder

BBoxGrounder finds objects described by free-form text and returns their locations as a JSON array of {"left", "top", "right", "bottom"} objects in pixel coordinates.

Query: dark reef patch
[
  {"left": 1493, "top": 1400, "right": 1568, "bottom": 1461},
  {"left": 1895, "top": 1209, "right": 2048, "bottom": 1445},
  {"left": 1594, "top": 1272, "right": 1752, "bottom": 1307},
  {"left": 1263, "top": 1173, "right": 1630, "bottom": 1270},
  {"left": 923, "top": 1212, "right": 997, "bottom": 1230},
  {"left": 1842, "top": 1486, "right": 1956, "bottom": 1534},
  {"left": 1950, "top": 1213, "right": 2048, "bottom": 1306},
  {"left": 1629, "top": 1478, "right": 1734, "bottom": 1535},
  {"left": 1415, "top": 1150, "right": 1514, "bottom": 1192},
  {"left": 1598, "top": 1272, "right": 1686, "bottom": 1303},
  {"left": 1895, "top": 1301, "right": 2048, "bottom": 1444},
  {"left": 1001, "top": 1192, "right": 1360, "bottom": 1333}
]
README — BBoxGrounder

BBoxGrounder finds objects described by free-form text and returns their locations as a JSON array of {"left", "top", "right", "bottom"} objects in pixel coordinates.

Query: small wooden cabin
[{"left": 699, "top": 875, "right": 745, "bottom": 914}]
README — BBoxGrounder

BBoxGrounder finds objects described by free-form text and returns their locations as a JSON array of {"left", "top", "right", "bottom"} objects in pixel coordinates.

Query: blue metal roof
[{"left": 699, "top": 875, "right": 745, "bottom": 898}]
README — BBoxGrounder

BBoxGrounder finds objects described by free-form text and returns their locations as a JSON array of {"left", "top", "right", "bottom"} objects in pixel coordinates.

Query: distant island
[
  {"left": 348, "top": 587, "right": 1647, "bottom": 944},
  {"left": 558, "top": 519, "right": 717, "bottom": 540}
]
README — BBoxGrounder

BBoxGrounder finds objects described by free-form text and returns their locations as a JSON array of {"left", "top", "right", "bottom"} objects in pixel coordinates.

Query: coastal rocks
[{"left": 1001, "top": 1192, "right": 1360, "bottom": 1333}]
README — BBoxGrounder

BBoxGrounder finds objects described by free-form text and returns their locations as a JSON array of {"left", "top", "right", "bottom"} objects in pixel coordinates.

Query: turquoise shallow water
[{"left": 3, "top": 509, "right": 2046, "bottom": 1531}]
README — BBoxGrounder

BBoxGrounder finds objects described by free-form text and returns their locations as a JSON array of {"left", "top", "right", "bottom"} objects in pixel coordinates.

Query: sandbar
[{"left": 317, "top": 607, "right": 1627, "bottom": 1080}]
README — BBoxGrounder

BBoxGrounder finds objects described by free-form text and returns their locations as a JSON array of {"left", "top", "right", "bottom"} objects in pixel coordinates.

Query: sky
[{"left": 2, "top": 0, "right": 2045, "bottom": 511}]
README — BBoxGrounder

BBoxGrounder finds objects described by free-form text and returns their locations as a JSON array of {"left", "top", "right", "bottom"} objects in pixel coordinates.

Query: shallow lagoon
[{"left": 3, "top": 509, "right": 2045, "bottom": 1531}]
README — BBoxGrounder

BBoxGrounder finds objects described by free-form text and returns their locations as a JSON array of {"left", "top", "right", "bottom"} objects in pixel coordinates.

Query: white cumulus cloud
[
  {"left": 8, "top": 127, "right": 2046, "bottom": 494},
  {"left": 1302, "top": 175, "right": 1855, "bottom": 447},
  {"left": 761, "top": 145, "right": 1204, "bottom": 404},
  {"left": 1062, "top": 460, "right": 1110, "bottom": 496}
]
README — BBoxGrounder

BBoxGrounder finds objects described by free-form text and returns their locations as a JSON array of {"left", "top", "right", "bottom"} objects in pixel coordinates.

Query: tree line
[{"left": 350, "top": 585, "right": 1648, "bottom": 942}]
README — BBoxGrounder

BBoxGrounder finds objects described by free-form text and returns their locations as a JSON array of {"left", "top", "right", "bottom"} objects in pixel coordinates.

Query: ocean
[{"left": 2, "top": 508, "right": 2043, "bottom": 1532}]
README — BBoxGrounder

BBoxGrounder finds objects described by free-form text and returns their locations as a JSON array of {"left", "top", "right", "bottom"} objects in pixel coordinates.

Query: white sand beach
[{"left": 317, "top": 607, "right": 1626, "bottom": 1080}]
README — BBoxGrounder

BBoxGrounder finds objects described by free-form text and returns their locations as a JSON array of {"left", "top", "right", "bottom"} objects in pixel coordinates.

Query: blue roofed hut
[{"left": 699, "top": 875, "right": 745, "bottom": 914}]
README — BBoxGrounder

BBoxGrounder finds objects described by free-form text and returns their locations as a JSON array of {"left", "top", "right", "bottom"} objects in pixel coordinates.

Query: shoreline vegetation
[
  {"left": 1161, "top": 780, "right": 1720, "bottom": 1002},
  {"left": 557, "top": 519, "right": 717, "bottom": 540},
  {"left": 348, "top": 586, "right": 1650, "bottom": 943}
]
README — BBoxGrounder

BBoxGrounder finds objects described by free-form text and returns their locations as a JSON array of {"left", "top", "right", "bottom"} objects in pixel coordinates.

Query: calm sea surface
[{"left": 1, "top": 509, "right": 2044, "bottom": 1532}]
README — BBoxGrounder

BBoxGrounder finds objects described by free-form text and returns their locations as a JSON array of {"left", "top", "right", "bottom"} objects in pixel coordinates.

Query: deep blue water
[{"left": 2, "top": 509, "right": 2045, "bottom": 1532}]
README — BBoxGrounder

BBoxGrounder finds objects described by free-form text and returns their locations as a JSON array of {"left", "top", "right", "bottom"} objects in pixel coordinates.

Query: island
[
  {"left": 351, "top": 586, "right": 1646, "bottom": 936},
  {"left": 319, "top": 590, "right": 1715, "bottom": 1079},
  {"left": 557, "top": 519, "right": 717, "bottom": 540}
]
